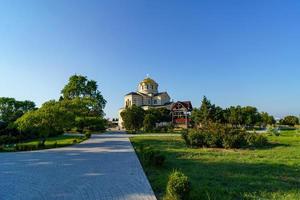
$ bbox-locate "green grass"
[130,130,300,200]
[1,134,86,152]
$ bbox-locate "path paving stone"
[0,134,157,200]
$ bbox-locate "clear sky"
[0,0,300,119]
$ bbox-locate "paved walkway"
[0,134,157,200]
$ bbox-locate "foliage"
[121,105,145,132]
[1,74,106,144]
[60,74,106,116]
[0,97,36,123]
[139,146,166,167]
[246,133,268,147]
[131,131,300,200]
[143,113,157,132]
[183,123,268,149]
[0,135,85,152]
[166,170,191,200]
[146,108,171,122]
[222,129,248,149]
[75,116,106,132]
[191,96,219,126]
[15,100,74,140]
[261,112,276,126]
[191,96,275,129]
[280,115,299,126]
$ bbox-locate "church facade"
[118,77,172,128]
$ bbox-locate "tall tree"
[0,97,36,123]
[61,75,106,116]
[241,106,261,127]
[191,96,217,126]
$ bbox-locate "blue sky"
[0,0,300,118]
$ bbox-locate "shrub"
[223,129,247,149]
[73,139,77,144]
[140,147,166,167]
[166,170,191,200]
[246,133,268,147]
[181,130,190,146]
[183,124,268,149]
[188,130,207,147]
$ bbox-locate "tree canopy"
[61,74,106,116]
[120,105,145,132]
[16,100,74,139]
[0,97,36,123]
[191,96,276,128]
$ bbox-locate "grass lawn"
[130,130,300,200]
[1,134,87,152]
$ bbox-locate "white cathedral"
[118,77,172,128]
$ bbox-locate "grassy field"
[130,130,300,200]
[1,134,86,152]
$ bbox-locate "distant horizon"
[1,0,300,118]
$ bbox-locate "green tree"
[145,108,171,123]
[120,105,145,132]
[60,75,107,132]
[241,106,261,127]
[280,115,299,126]
[143,113,157,132]
[226,106,243,127]
[61,74,106,116]
[15,100,74,143]
[260,112,276,127]
[0,97,36,123]
[191,96,217,127]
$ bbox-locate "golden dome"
[140,77,158,85]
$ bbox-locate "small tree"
[120,105,145,132]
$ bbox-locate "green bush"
[188,130,207,147]
[166,170,191,200]
[140,147,166,167]
[182,124,268,149]
[246,133,268,147]
[223,129,247,149]
[181,130,190,146]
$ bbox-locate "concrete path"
[0,134,157,200]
